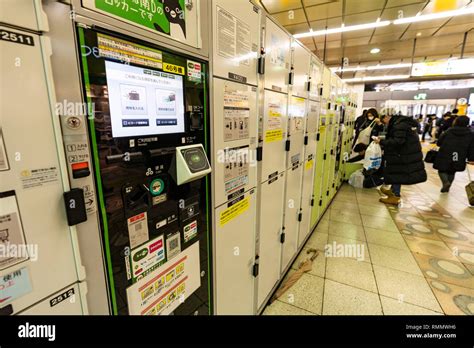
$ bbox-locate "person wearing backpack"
[372,114,427,205]
[433,116,474,192]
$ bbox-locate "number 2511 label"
[1,29,35,46]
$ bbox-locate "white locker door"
[291,41,310,98]
[261,90,288,181]
[309,56,322,101]
[299,155,316,247]
[287,96,306,169]
[212,0,260,86]
[1,30,82,314]
[281,163,303,273]
[212,78,258,207]
[257,172,285,309]
[306,101,320,135]
[264,17,291,93]
[214,190,257,314]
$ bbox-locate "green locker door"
[310,115,327,228]
[321,114,334,210]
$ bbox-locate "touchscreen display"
[105,60,185,137]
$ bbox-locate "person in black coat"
[433,116,474,192]
[373,114,427,205]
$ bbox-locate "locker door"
[0,29,83,314]
[212,0,260,86]
[212,78,258,207]
[291,41,310,98]
[306,101,320,139]
[311,115,327,228]
[321,117,333,210]
[287,96,306,169]
[264,17,291,93]
[299,154,316,247]
[309,56,322,101]
[261,90,288,181]
[281,163,303,273]
[214,190,257,314]
[257,172,285,309]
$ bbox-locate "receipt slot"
[170,145,211,185]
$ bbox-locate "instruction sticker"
[20,167,59,190]
[0,192,28,270]
[130,235,165,282]
[0,267,32,305]
[265,129,283,143]
[183,220,198,243]
[223,146,250,194]
[0,131,9,171]
[219,196,250,227]
[187,60,201,82]
[224,86,250,142]
[126,242,201,315]
[216,6,252,66]
[127,212,149,249]
[166,232,181,260]
[163,62,185,75]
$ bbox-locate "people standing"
[372,114,427,205]
[433,116,474,192]
[422,115,435,142]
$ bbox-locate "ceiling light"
[331,63,412,72]
[294,20,391,39]
[393,6,474,25]
[416,32,422,36]
[343,75,411,83]
[370,48,381,54]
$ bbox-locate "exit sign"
[414,93,427,100]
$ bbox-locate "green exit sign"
[414,93,427,100]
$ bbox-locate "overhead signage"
[411,58,474,77]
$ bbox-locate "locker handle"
[323,153,327,160]
[298,212,302,222]
[304,135,308,145]
[285,140,291,152]
[280,232,286,244]
[252,262,259,277]
[319,199,322,206]
[258,56,265,75]
[257,146,263,161]
[310,198,314,206]
[289,70,294,85]
[316,133,320,141]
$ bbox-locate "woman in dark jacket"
[373,114,427,204]
[434,116,474,192]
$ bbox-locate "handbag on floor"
[424,149,438,163]
[466,166,474,206]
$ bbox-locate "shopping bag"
[348,169,364,188]
[354,120,375,146]
[466,166,474,206]
[363,142,382,171]
[424,149,438,163]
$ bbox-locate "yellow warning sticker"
[163,63,185,75]
[265,129,283,143]
[220,197,250,227]
[305,160,313,170]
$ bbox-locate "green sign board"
[94,0,186,38]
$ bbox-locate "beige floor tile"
[322,280,383,315]
[263,300,316,315]
[327,221,366,241]
[380,296,443,315]
[329,209,363,225]
[444,242,474,266]
[330,200,360,212]
[291,247,326,278]
[306,232,328,252]
[278,273,324,314]
[427,279,474,315]
[313,219,329,234]
[403,235,459,262]
[326,257,377,292]
[364,227,409,250]
[334,194,357,204]
[326,235,371,263]
[361,214,399,232]
[369,243,423,276]
[373,265,443,313]
[358,205,392,218]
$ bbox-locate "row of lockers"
[210,0,359,314]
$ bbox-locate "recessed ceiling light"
[370,48,381,54]
[416,32,422,36]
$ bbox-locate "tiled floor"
[263,149,474,315]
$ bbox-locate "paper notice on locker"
[0,131,9,171]
[223,87,250,142]
[0,192,28,270]
[127,212,149,249]
[126,241,201,315]
[222,147,250,194]
[217,7,252,66]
